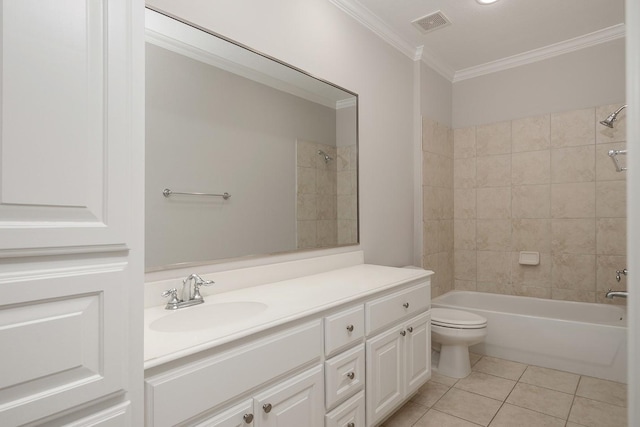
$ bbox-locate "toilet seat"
[431,308,487,329]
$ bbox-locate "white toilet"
[431,308,488,378]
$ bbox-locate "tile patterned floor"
[380,354,627,427]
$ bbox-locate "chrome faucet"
[606,290,628,299]
[162,273,215,310]
[616,269,628,282]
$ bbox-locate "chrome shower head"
[318,149,333,163]
[600,104,627,128]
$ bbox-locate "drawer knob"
[407,326,414,333]
[263,403,272,413]
[346,371,355,380]
[346,324,354,332]
[348,423,355,427]
[243,413,254,423]
[403,302,410,308]
[400,330,406,336]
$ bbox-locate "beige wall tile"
[551,108,595,148]
[596,103,627,144]
[337,220,357,245]
[317,169,337,195]
[477,281,517,295]
[596,255,627,292]
[596,218,626,256]
[316,194,337,219]
[424,220,440,255]
[442,186,454,219]
[512,114,551,153]
[337,170,355,195]
[439,220,454,252]
[512,185,550,218]
[454,250,477,281]
[424,151,447,187]
[552,288,596,303]
[477,219,511,251]
[511,252,551,287]
[454,126,476,159]
[297,193,317,220]
[424,186,440,220]
[476,121,511,156]
[511,150,550,185]
[455,280,477,291]
[297,220,316,248]
[551,145,595,183]
[337,194,357,220]
[512,219,551,252]
[454,188,476,219]
[477,251,511,284]
[424,253,439,291]
[513,284,552,299]
[454,157,476,189]
[454,219,476,250]
[317,220,337,246]
[551,219,596,254]
[433,121,452,157]
[476,154,511,187]
[552,253,596,291]
[297,166,316,194]
[438,251,454,293]
[477,187,511,219]
[551,182,596,218]
[596,180,626,218]
[596,142,627,181]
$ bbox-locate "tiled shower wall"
[452,104,627,304]
[422,118,454,298]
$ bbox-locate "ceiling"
[330,0,625,81]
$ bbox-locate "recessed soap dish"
[519,251,540,266]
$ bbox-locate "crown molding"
[453,23,626,82]
[328,0,420,61]
[418,45,456,81]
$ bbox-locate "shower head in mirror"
[600,104,627,128]
[318,149,333,163]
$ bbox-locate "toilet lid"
[431,308,487,327]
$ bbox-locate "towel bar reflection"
[608,149,627,172]
[163,188,231,200]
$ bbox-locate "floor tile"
[415,409,483,427]
[411,381,451,408]
[489,404,565,427]
[381,401,429,427]
[470,352,482,367]
[472,356,527,381]
[454,372,516,401]
[506,382,574,419]
[576,376,627,407]
[430,371,459,387]
[568,396,627,427]
[519,365,580,394]
[433,388,503,426]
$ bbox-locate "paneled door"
[0,1,144,425]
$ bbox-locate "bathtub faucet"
[606,289,628,299]
[615,269,628,282]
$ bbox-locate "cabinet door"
[325,391,365,427]
[404,312,431,395]
[254,366,324,427]
[194,400,254,427]
[0,1,144,425]
[365,326,404,426]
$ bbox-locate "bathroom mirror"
[145,8,359,271]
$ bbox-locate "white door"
[253,366,324,427]
[0,1,144,425]
[365,326,404,426]
[404,312,431,395]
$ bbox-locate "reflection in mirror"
[145,8,358,271]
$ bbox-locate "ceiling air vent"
[412,11,451,34]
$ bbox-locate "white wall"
[420,62,453,127]
[146,43,336,268]
[147,0,417,267]
[453,38,625,128]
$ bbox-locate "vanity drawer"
[365,282,430,335]
[325,344,365,410]
[325,391,365,427]
[324,305,364,357]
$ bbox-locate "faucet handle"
[161,288,180,309]
[192,278,215,302]
[616,269,628,282]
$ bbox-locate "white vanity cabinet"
[365,284,431,426]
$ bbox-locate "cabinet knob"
[407,326,414,333]
[400,330,406,336]
[403,302,410,308]
[243,413,254,423]
[347,423,355,427]
[346,371,355,380]
[263,403,272,413]
[346,324,354,332]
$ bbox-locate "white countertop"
[144,264,432,369]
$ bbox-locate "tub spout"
[606,289,628,299]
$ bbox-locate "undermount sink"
[150,301,268,332]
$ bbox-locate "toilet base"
[437,344,472,378]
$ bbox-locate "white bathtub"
[432,291,627,383]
